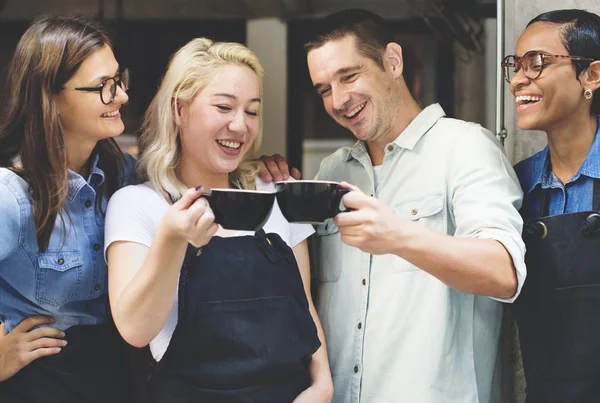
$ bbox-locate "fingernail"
[195,185,203,191]
[61,332,66,337]
[62,340,68,346]
[284,174,289,180]
[266,175,272,181]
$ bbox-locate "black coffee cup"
[202,188,276,231]
[275,180,351,223]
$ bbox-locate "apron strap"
[538,187,550,218]
[178,246,199,317]
[593,179,600,211]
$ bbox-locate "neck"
[367,89,422,165]
[66,136,98,178]
[177,156,230,191]
[546,113,598,184]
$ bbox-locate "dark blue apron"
[0,323,132,403]
[149,229,321,403]
[515,181,600,402]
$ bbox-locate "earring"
[584,88,593,100]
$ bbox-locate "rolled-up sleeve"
[448,126,526,303]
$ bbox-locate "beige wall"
[246,18,288,158]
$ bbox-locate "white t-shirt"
[373,165,383,190]
[104,178,315,361]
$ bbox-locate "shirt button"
[93,243,101,251]
[387,145,394,152]
[85,200,92,208]
[411,208,418,215]
[93,283,101,292]
[362,279,366,285]
[358,322,362,329]
[57,258,64,265]
[354,365,359,373]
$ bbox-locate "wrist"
[155,223,188,250]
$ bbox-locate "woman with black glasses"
[0,14,136,403]
[502,9,600,403]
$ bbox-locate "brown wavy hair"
[0,14,125,251]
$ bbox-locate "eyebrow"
[212,93,261,103]
[313,65,362,91]
[91,67,120,85]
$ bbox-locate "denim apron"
[0,323,131,403]
[514,182,600,402]
[149,229,321,403]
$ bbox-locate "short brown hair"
[304,9,393,70]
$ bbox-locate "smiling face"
[308,35,398,143]
[178,63,260,177]
[510,22,589,131]
[54,44,128,147]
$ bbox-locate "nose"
[332,86,351,112]
[510,67,530,93]
[113,84,129,105]
[228,110,247,133]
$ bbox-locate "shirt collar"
[66,153,105,201]
[528,116,600,192]
[577,116,600,180]
[342,103,446,162]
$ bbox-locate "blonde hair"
[137,38,264,200]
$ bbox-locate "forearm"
[394,221,517,299]
[111,227,188,347]
[307,302,333,396]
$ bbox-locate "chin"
[517,115,542,131]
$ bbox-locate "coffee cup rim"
[275,180,339,185]
[205,188,276,194]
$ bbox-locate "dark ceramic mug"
[202,188,276,231]
[275,180,351,223]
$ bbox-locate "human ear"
[582,60,600,93]
[384,42,404,78]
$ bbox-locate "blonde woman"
[104,38,333,402]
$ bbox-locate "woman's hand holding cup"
[161,187,218,248]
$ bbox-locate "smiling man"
[260,9,526,403]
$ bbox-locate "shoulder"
[109,182,166,210]
[315,143,358,180]
[435,118,499,144]
[0,168,30,203]
[0,169,26,259]
[121,153,138,187]
[513,150,546,194]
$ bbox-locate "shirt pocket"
[315,220,343,283]
[36,250,83,306]
[392,193,445,273]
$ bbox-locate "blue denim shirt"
[0,154,136,332]
[515,117,600,222]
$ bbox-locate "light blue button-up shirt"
[515,117,600,221]
[0,154,136,332]
[313,104,526,403]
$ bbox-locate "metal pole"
[496,0,508,145]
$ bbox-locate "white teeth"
[217,140,242,150]
[101,110,119,117]
[344,102,366,118]
[515,95,541,105]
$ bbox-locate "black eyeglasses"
[501,51,595,83]
[63,69,130,105]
